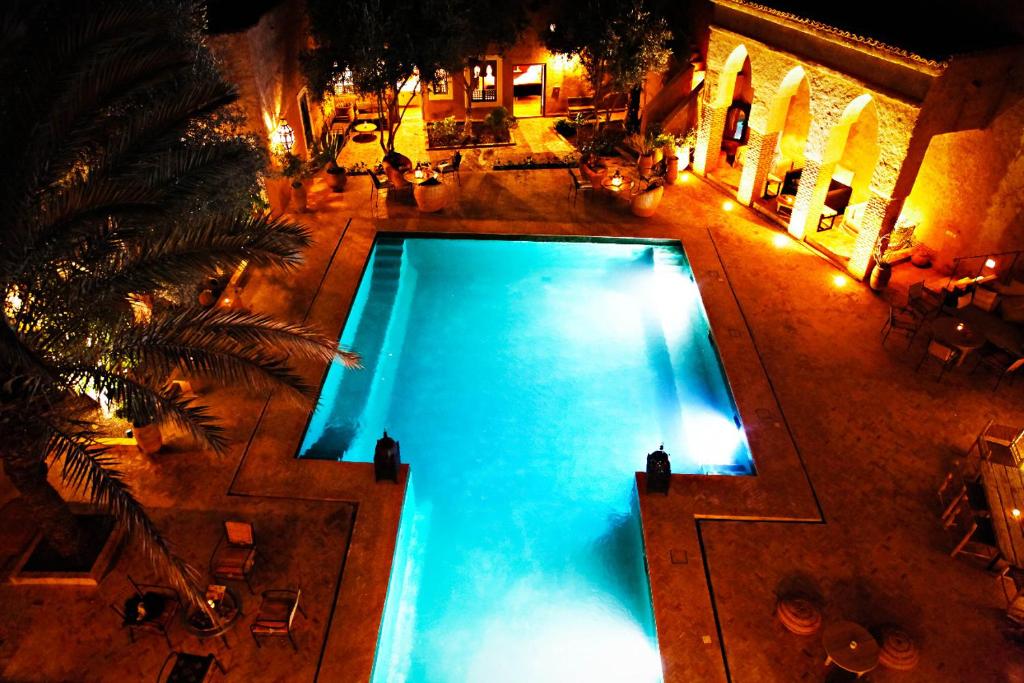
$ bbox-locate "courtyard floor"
[1,154,1022,682]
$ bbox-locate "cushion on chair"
[167,654,215,683]
[257,598,295,623]
[213,546,255,576]
[224,521,254,546]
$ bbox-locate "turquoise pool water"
[300,237,752,682]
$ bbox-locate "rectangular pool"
[300,236,753,682]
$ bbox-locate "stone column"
[848,193,907,280]
[737,130,778,205]
[786,158,834,240]
[694,103,726,176]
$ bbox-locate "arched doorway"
[805,94,880,264]
[755,66,810,216]
[710,46,752,189]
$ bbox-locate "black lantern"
[646,445,671,494]
[374,431,401,483]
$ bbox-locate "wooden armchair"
[251,589,306,651]
[210,520,257,594]
[567,168,592,205]
[916,337,959,381]
[157,652,225,683]
[111,575,182,649]
[946,497,998,563]
[880,305,922,349]
[972,342,1024,391]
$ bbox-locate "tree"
[0,0,358,606]
[415,0,528,134]
[304,0,424,153]
[544,0,672,129]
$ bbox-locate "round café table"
[183,586,242,648]
[822,620,880,678]
[403,170,439,185]
[601,175,635,196]
[932,316,985,365]
[353,121,378,142]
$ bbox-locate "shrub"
[484,106,513,134]
[554,118,577,137]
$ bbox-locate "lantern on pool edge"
[272,119,295,155]
[646,444,671,494]
[374,431,401,483]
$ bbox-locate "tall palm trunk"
[3,452,88,562]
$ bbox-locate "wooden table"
[980,459,1024,568]
[932,316,985,365]
[822,621,879,678]
[184,586,241,647]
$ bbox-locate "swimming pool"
[300,236,752,682]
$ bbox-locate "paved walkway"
[1,163,1022,681]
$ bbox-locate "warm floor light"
[772,233,788,248]
[1013,508,1021,519]
[833,274,848,288]
[722,200,734,212]
[680,171,690,182]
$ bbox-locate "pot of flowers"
[675,128,697,170]
[869,233,893,291]
[654,133,675,165]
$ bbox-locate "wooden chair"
[1000,566,1024,624]
[369,172,394,216]
[210,520,257,594]
[916,337,959,380]
[907,280,943,318]
[250,589,305,651]
[438,151,462,186]
[938,470,989,526]
[157,652,225,683]
[567,168,592,206]
[880,305,922,349]
[972,342,1024,391]
[111,575,182,650]
[946,498,998,563]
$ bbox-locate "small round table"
[822,621,880,678]
[932,316,985,365]
[601,175,635,195]
[403,170,438,185]
[353,122,378,142]
[184,586,241,648]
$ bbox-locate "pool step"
[303,239,407,459]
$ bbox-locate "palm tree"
[0,0,358,606]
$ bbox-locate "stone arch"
[737,65,810,205]
[695,44,752,175]
[787,93,881,243]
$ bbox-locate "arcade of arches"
[694,35,927,279]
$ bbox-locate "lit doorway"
[512,64,545,117]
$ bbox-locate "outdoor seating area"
[881,278,1024,388]
[938,423,1024,620]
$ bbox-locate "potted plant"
[278,152,304,211]
[869,229,914,291]
[318,133,347,192]
[654,132,675,164]
[675,129,697,170]
[631,133,656,177]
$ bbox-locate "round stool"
[776,596,822,636]
[878,628,919,671]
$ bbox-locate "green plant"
[0,0,359,609]
[629,132,656,155]
[675,128,698,148]
[653,132,674,149]
[433,116,462,145]
[554,118,577,137]
[484,106,513,134]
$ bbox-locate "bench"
[567,96,595,117]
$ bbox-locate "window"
[468,58,498,103]
[432,69,449,95]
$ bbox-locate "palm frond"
[44,424,205,608]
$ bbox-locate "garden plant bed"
[10,513,123,586]
[426,120,516,150]
[492,152,580,171]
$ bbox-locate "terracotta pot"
[133,421,162,455]
[869,262,892,291]
[676,146,691,169]
[325,164,347,192]
[638,153,655,177]
[414,181,449,213]
[291,181,307,212]
[664,156,679,185]
[630,185,664,218]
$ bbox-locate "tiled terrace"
[1,145,1022,682]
